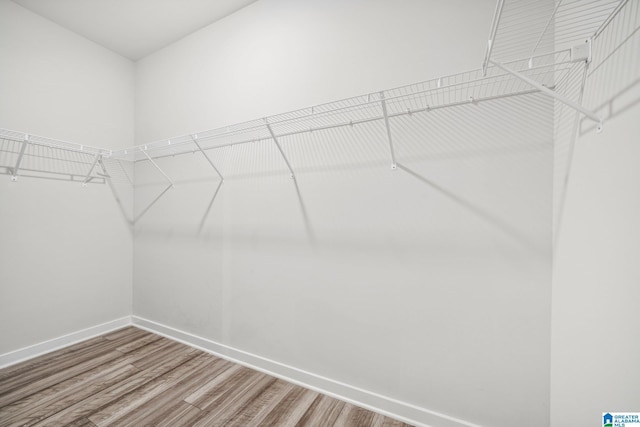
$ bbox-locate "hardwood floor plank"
[100,327,150,346]
[0,336,110,392]
[0,329,151,397]
[114,355,233,425]
[114,333,162,354]
[0,350,124,408]
[30,343,205,426]
[114,336,175,364]
[225,379,296,427]
[190,373,277,426]
[0,328,413,427]
[87,349,205,426]
[183,363,244,407]
[127,340,191,371]
[294,393,347,427]
[257,384,319,427]
[381,417,414,427]
[335,403,401,427]
[191,366,265,412]
[101,327,141,341]
[0,360,139,427]
[66,418,97,427]
[105,355,228,427]
[151,401,203,427]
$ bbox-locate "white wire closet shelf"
[110,51,582,166]
[0,0,632,186]
[482,0,625,70]
[0,128,110,184]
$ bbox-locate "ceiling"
[11,0,259,61]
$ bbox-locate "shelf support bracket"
[380,92,397,170]
[482,0,505,75]
[489,60,603,132]
[82,154,101,187]
[191,135,224,182]
[141,149,175,187]
[11,134,29,181]
[266,122,295,179]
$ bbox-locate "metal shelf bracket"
[380,92,397,170]
[191,134,224,182]
[266,121,295,179]
[11,134,29,182]
[141,149,175,187]
[82,154,102,187]
[489,60,603,132]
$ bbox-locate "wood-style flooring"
[0,327,413,426]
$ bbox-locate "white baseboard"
[0,316,132,369]
[132,315,481,427]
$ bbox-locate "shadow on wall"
[130,91,552,263]
[395,162,544,255]
[580,78,640,135]
[554,1,640,248]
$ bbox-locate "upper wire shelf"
[0,129,110,183]
[109,51,575,163]
[483,0,625,72]
[1,0,630,179]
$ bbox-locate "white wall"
[135,0,495,143]
[134,1,552,426]
[0,0,134,354]
[552,3,640,425]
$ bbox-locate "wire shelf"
[0,134,107,183]
[483,0,624,70]
[1,0,633,190]
[111,51,575,164]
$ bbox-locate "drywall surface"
[0,0,134,149]
[135,0,496,143]
[552,4,640,426]
[0,1,134,354]
[134,1,552,426]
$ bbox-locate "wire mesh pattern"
[1,0,634,199]
[109,52,575,168]
[586,0,640,111]
[0,132,107,183]
[483,0,624,75]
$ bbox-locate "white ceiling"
[11,0,259,61]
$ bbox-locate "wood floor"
[0,327,412,426]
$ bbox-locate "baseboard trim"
[0,316,132,369]
[132,315,481,427]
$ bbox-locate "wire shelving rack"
[1,0,636,222]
